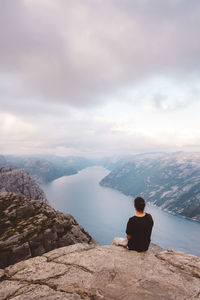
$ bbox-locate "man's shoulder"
[145,213,154,223]
[128,216,136,222]
[145,213,152,218]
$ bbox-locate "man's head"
[134,197,145,212]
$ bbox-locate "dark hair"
[134,197,145,212]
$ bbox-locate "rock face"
[0,243,199,300]
[100,152,200,221]
[0,193,95,269]
[0,166,47,201]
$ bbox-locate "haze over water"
[42,166,200,257]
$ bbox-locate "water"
[42,166,200,257]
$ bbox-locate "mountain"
[43,155,129,171]
[0,192,95,268]
[0,166,47,201]
[5,156,78,183]
[4,154,131,183]
[0,243,199,300]
[0,155,7,165]
[48,155,94,170]
[94,156,132,170]
[100,152,200,221]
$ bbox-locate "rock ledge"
[0,243,199,300]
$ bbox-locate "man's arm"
[126,234,132,240]
[126,218,133,240]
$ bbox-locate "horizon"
[1,1,200,156]
[2,150,200,161]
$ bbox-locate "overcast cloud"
[1,0,200,156]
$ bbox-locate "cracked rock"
[0,243,199,300]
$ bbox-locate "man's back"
[126,213,153,252]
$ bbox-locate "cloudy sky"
[1,0,200,157]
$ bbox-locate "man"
[126,197,154,252]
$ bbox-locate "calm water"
[42,166,200,257]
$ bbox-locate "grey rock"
[0,281,78,300]
[0,166,47,201]
[0,243,199,300]
[156,248,200,278]
[0,193,96,268]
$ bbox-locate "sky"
[1,0,200,157]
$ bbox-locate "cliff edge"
[0,193,95,268]
[0,243,199,300]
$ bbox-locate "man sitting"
[126,197,154,252]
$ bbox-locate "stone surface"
[0,193,95,268]
[0,243,199,300]
[156,248,200,278]
[0,166,47,201]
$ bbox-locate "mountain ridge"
[100,152,200,221]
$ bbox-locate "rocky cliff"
[0,243,199,300]
[0,193,95,269]
[0,166,47,201]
